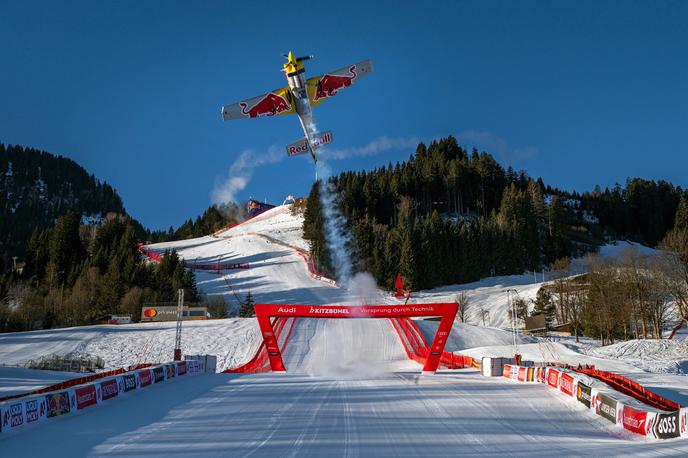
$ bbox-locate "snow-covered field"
[1,203,687,453]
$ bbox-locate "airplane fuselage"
[284,55,317,161]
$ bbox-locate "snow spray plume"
[315,159,354,285]
[212,146,283,205]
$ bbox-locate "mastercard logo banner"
[143,309,157,318]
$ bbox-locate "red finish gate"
[255,303,458,374]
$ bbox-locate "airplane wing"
[307,60,373,107]
[221,86,296,120]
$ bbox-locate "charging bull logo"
[314,66,357,101]
[240,93,291,118]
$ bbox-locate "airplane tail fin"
[285,131,333,157]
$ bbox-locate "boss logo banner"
[10,403,23,427]
[45,392,70,418]
[75,385,97,410]
[153,366,165,383]
[651,411,680,439]
[25,399,39,423]
[138,370,152,387]
[596,393,618,424]
[123,374,137,391]
[100,379,119,401]
[576,382,592,408]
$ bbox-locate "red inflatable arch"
[255,303,458,373]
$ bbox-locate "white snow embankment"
[0,367,88,397]
[585,339,688,375]
[0,319,261,372]
[413,320,537,352]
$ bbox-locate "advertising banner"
[138,370,152,388]
[153,366,165,383]
[651,411,680,439]
[536,367,546,383]
[559,373,575,397]
[596,393,618,424]
[123,373,137,392]
[517,367,526,382]
[546,368,560,388]
[45,392,70,418]
[24,398,41,423]
[9,402,24,428]
[681,409,687,438]
[1,405,7,432]
[576,381,592,408]
[176,361,187,376]
[248,199,276,217]
[75,385,97,410]
[165,364,175,379]
[100,379,119,401]
[621,405,649,436]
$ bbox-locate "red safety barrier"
[668,320,685,340]
[223,317,296,373]
[574,368,682,411]
[391,318,465,369]
[0,368,127,403]
[185,262,250,271]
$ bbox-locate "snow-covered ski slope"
[3,372,688,457]
[2,204,688,453]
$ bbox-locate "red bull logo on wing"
[240,93,291,118]
[314,66,357,101]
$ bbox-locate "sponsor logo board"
[76,385,97,410]
[596,393,618,424]
[576,381,592,408]
[177,361,187,376]
[153,366,165,383]
[138,370,152,387]
[25,399,39,423]
[100,379,119,401]
[547,369,560,388]
[559,373,574,396]
[652,411,680,439]
[123,374,137,392]
[45,392,70,418]
[622,405,649,435]
[10,403,23,427]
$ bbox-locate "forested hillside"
[0,143,125,259]
[303,136,686,290]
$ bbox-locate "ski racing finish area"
[2,206,688,456]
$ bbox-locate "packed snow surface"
[2,371,688,456]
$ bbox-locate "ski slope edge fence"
[0,357,213,435]
[501,364,688,440]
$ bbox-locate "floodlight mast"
[174,289,184,361]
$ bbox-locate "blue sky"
[1,1,686,230]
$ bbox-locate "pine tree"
[675,196,688,230]
[532,288,556,327]
[240,291,255,317]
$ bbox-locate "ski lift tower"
[174,289,184,361]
